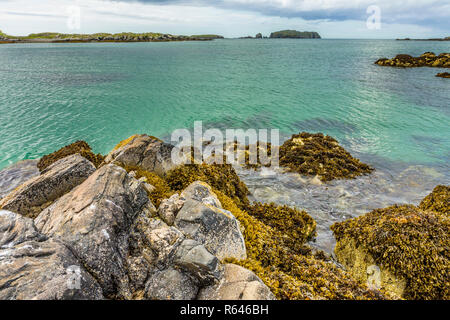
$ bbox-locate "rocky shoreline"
[0,133,448,300]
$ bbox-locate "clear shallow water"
[0,39,449,253]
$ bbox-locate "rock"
[419,185,449,214]
[0,210,104,300]
[436,72,450,78]
[35,164,151,299]
[174,181,247,260]
[375,52,450,71]
[0,160,39,200]
[145,267,198,300]
[174,239,222,286]
[279,132,373,182]
[0,155,96,218]
[331,204,450,299]
[158,193,185,225]
[255,33,262,39]
[105,134,177,176]
[198,264,275,300]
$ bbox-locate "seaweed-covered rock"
[419,185,449,214]
[0,210,104,300]
[246,202,316,249]
[436,72,450,78]
[105,134,177,177]
[198,264,275,300]
[216,191,384,300]
[375,52,450,68]
[279,132,373,182]
[0,155,96,218]
[174,182,247,261]
[35,164,153,299]
[0,160,39,200]
[37,140,104,172]
[165,163,250,208]
[331,204,450,299]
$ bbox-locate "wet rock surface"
[0,155,96,218]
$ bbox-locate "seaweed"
[419,185,449,214]
[164,163,250,209]
[375,52,450,68]
[279,132,373,181]
[37,140,104,172]
[217,190,384,300]
[331,204,450,299]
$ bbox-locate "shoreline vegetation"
[0,29,322,44]
[0,132,448,300]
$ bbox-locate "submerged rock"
[375,52,450,68]
[0,160,39,200]
[37,140,104,172]
[279,132,373,182]
[198,264,275,300]
[0,210,104,300]
[35,164,152,299]
[419,185,449,214]
[331,204,450,299]
[105,134,177,177]
[0,154,96,218]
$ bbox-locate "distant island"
[0,30,224,43]
[269,30,321,39]
[396,36,450,41]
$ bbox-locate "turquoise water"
[1,39,448,253]
[0,39,449,171]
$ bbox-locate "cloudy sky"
[0,0,449,38]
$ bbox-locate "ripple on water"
[236,163,448,255]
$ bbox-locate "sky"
[0,0,449,39]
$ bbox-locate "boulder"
[158,193,185,225]
[0,210,103,300]
[35,164,152,299]
[105,134,177,176]
[174,239,222,286]
[145,267,198,300]
[0,160,39,200]
[419,185,449,213]
[174,181,247,260]
[198,264,275,300]
[331,204,450,299]
[0,155,96,218]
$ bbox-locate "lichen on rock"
[279,132,373,182]
[331,204,450,300]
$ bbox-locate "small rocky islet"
[375,52,450,78]
[0,133,448,300]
